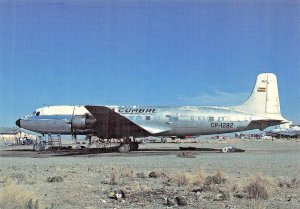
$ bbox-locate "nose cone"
[16,119,21,127]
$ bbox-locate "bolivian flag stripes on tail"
[257,87,266,92]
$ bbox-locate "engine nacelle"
[71,115,96,130]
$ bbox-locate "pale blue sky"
[0,0,299,127]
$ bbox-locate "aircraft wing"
[277,131,296,137]
[85,105,170,138]
[132,123,171,135]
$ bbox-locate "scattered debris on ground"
[177,151,196,158]
[47,176,64,183]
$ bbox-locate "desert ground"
[0,138,299,209]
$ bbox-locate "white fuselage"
[18,105,279,137]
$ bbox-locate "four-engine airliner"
[16,73,287,152]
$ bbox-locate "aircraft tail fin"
[233,73,281,116]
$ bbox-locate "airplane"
[16,73,287,152]
[266,125,300,139]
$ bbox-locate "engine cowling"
[71,115,96,130]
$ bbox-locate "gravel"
[0,140,299,209]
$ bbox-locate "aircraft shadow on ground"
[3,147,245,157]
[53,147,226,156]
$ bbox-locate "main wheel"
[118,144,130,153]
[33,143,38,151]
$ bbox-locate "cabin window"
[36,111,40,116]
[198,116,205,121]
[146,116,151,120]
[224,116,231,121]
[209,117,214,122]
[179,115,187,121]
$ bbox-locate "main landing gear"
[117,137,139,153]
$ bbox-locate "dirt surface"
[0,139,299,209]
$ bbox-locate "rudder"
[233,73,281,115]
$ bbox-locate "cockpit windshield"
[32,111,40,116]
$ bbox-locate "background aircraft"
[16,73,287,152]
[266,125,300,139]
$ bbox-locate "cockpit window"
[33,111,40,116]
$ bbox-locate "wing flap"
[132,123,171,135]
[247,119,285,131]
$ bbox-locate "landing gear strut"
[130,142,139,151]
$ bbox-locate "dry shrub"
[215,170,226,183]
[110,167,118,185]
[63,169,78,178]
[205,170,226,186]
[121,168,135,179]
[136,172,146,178]
[230,182,241,193]
[149,170,166,178]
[126,182,150,192]
[47,176,64,183]
[173,172,191,187]
[291,177,300,188]
[1,174,28,185]
[246,201,267,209]
[191,170,206,186]
[11,173,29,182]
[222,177,241,194]
[278,177,300,189]
[0,183,38,209]
[1,175,13,185]
[243,174,274,200]
[171,170,226,188]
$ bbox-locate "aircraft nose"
[16,119,21,127]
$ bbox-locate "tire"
[118,144,130,153]
[33,143,38,151]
